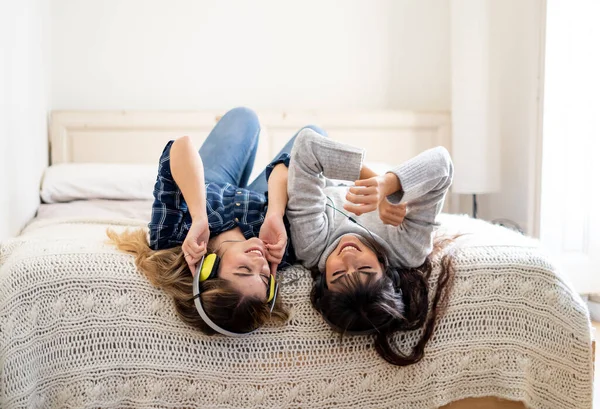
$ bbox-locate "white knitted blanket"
[0,214,593,409]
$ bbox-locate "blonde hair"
[107,229,289,335]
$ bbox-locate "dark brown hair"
[310,236,455,366]
[108,229,289,334]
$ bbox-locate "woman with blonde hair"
[110,107,326,336]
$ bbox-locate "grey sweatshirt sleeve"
[387,146,453,206]
[286,129,365,267]
[384,146,453,267]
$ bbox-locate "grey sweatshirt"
[286,129,453,271]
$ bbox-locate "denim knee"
[300,125,328,137]
[221,107,259,126]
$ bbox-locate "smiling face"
[217,237,271,301]
[324,235,384,291]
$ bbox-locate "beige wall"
[50,0,545,234]
[478,0,545,235]
[50,0,451,111]
[0,0,50,241]
[0,0,546,239]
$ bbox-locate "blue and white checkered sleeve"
[265,153,290,183]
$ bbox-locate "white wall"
[388,0,450,111]
[0,0,543,239]
[476,0,545,234]
[50,0,450,111]
[0,0,50,241]
[539,0,600,294]
[50,0,545,234]
[449,0,545,234]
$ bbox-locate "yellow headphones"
[198,253,220,281]
[197,253,276,303]
[192,253,279,336]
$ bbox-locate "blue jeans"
[199,107,327,193]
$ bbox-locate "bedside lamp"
[450,0,500,218]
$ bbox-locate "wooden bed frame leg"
[592,326,596,376]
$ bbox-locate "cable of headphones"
[325,197,379,244]
[325,196,394,272]
[326,195,404,231]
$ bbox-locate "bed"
[0,110,593,408]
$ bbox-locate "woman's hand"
[259,213,288,276]
[343,175,391,216]
[182,218,210,274]
[378,200,407,227]
[343,173,406,226]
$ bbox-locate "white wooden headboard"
[50,110,455,210]
[50,109,450,168]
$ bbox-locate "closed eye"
[332,266,372,277]
[331,269,377,284]
[236,266,269,285]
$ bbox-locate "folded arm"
[387,146,453,223]
[345,164,406,226]
[345,147,452,226]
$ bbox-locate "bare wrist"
[190,209,208,223]
[360,165,378,180]
[383,172,402,196]
[266,207,285,218]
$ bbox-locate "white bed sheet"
[35,199,153,222]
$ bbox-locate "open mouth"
[338,243,361,255]
[245,247,265,258]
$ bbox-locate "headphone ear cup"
[208,255,220,279]
[320,273,327,293]
[314,274,325,308]
[389,269,401,292]
[210,254,221,278]
[199,254,221,281]
[266,275,276,303]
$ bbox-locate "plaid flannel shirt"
[149,141,293,265]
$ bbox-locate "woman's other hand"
[343,173,396,215]
[183,218,210,274]
[259,213,288,276]
[344,173,405,226]
[378,200,407,227]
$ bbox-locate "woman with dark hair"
[286,129,455,365]
[110,107,326,336]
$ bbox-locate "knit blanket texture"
[0,214,593,408]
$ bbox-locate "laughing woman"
[286,129,455,365]
[110,107,326,336]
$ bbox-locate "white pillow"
[41,163,157,203]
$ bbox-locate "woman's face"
[218,237,271,301]
[324,235,384,291]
